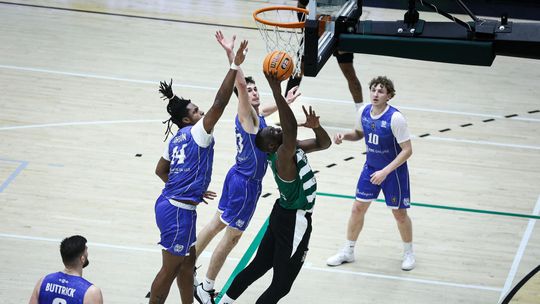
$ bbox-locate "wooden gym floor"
[0,1,539,303]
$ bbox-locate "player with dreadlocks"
[148,40,248,304]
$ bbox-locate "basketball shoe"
[401,251,416,271]
[194,283,216,304]
[326,249,355,266]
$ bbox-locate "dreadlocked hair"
[159,79,191,141]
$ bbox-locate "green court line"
[218,192,539,301]
[216,217,269,303]
[318,192,540,220]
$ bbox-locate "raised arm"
[266,72,298,181]
[259,85,301,117]
[297,105,331,153]
[215,31,258,133]
[202,40,248,133]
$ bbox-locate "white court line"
[0,233,221,260]
[0,232,500,292]
[499,195,540,302]
[2,120,540,151]
[1,64,539,122]
[324,126,540,150]
[0,119,161,130]
[304,265,501,292]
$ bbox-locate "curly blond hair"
[369,76,396,98]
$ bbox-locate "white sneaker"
[401,251,416,271]
[326,250,354,266]
[194,283,216,304]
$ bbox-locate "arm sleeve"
[162,137,172,161]
[191,119,214,148]
[390,112,411,143]
[354,104,367,132]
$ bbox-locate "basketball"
[262,50,294,81]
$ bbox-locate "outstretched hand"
[299,105,320,129]
[285,85,301,104]
[233,40,249,66]
[159,79,174,100]
[215,30,235,54]
[264,71,283,94]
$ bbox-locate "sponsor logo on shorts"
[392,197,397,203]
[236,219,245,228]
[174,244,184,253]
[403,198,410,207]
[356,190,373,197]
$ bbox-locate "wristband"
[230,62,240,70]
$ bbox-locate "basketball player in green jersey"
[219,71,331,303]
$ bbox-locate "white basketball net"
[254,8,306,77]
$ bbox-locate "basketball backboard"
[302,0,540,76]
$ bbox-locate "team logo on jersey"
[174,244,184,253]
[58,278,69,284]
[370,122,376,130]
[236,219,245,228]
[381,121,387,128]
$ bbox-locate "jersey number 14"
[171,144,187,165]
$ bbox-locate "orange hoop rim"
[253,6,309,29]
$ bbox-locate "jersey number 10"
[367,133,379,145]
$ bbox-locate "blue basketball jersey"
[232,115,268,180]
[162,125,215,203]
[38,272,92,304]
[361,104,405,169]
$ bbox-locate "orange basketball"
[262,50,294,81]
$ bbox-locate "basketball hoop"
[253,6,309,77]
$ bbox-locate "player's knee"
[392,209,408,223]
[351,200,369,215]
[210,218,226,233]
[226,229,243,245]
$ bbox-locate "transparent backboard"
[303,0,361,77]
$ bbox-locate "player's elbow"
[320,138,332,150]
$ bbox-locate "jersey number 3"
[171,144,187,165]
[236,133,244,154]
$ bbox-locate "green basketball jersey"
[268,148,316,211]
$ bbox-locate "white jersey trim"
[354,103,368,132]
[390,112,411,143]
[191,119,214,148]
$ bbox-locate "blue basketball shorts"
[154,195,197,256]
[217,170,262,231]
[355,163,411,209]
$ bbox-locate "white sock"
[343,240,356,253]
[403,242,413,254]
[203,277,215,291]
[220,294,235,304]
